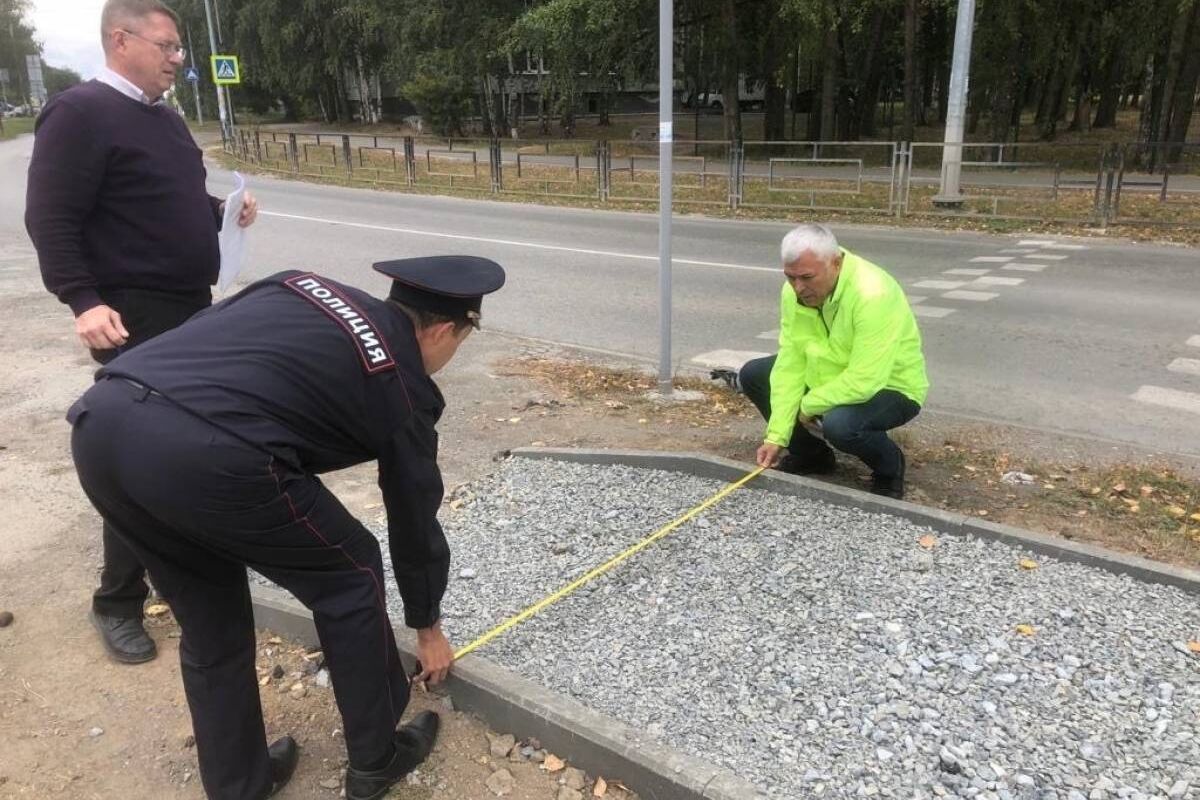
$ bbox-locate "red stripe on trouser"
[269,464,401,719]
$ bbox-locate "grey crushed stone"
[266,458,1200,798]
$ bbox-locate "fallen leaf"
[964,465,978,473]
[976,509,989,517]
[507,417,522,424]
[1126,503,1140,513]
[593,776,608,797]
[1089,487,1102,496]
[531,440,547,447]
[1019,558,1039,570]
[1139,485,1155,497]
[917,534,937,549]
[266,636,283,645]
[259,675,270,686]
[1042,483,1055,490]
[1167,506,1187,518]
[1190,513,1200,523]
[1188,641,1200,653]
[603,400,628,410]
[637,418,648,424]
[542,754,565,773]
[1015,624,1036,636]
[145,603,171,618]
[1111,482,1127,494]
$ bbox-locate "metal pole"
[186,25,202,124]
[657,0,674,395]
[933,0,976,205]
[201,0,228,141]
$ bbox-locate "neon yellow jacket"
[765,249,929,446]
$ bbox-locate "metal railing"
[225,129,1200,229]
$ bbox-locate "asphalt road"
[3,132,1198,461]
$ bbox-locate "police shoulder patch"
[283,273,396,374]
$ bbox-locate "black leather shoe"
[90,611,157,664]
[267,735,299,797]
[870,451,906,499]
[777,449,837,476]
[345,711,440,800]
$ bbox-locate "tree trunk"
[1140,18,1174,146]
[819,23,839,142]
[902,0,917,141]
[762,3,787,140]
[854,6,887,139]
[1165,0,1200,160]
[719,0,742,142]
[1092,42,1127,128]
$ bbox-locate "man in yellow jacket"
[738,223,928,499]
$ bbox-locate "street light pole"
[201,0,227,141]
[933,0,976,206]
[657,0,674,395]
[186,24,202,124]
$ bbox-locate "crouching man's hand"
[414,621,453,685]
[756,442,783,469]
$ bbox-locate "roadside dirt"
[2,236,1197,798]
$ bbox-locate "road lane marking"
[1002,263,1047,272]
[972,276,1025,287]
[942,290,999,301]
[1132,385,1200,416]
[969,256,1014,263]
[944,268,991,276]
[914,280,967,290]
[756,330,779,340]
[690,349,771,368]
[260,211,780,274]
[1187,335,1200,348]
[1167,358,1200,377]
[1022,254,1068,260]
[912,305,956,318]
[1042,243,1087,250]
[1018,240,1056,246]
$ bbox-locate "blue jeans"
[738,355,920,478]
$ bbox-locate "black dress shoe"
[345,711,440,800]
[90,611,157,664]
[870,451,906,499]
[267,735,299,797]
[777,449,837,476]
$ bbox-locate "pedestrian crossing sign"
[211,55,240,85]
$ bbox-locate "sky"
[28,0,108,78]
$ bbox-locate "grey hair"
[781,223,840,265]
[101,0,180,50]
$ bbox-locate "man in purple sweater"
[25,0,259,666]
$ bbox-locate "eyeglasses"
[118,29,186,59]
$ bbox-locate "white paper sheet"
[216,171,247,293]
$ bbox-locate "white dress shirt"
[97,66,163,105]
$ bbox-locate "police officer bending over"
[67,256,505,800]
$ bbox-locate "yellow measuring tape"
[453,466,766,660]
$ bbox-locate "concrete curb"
[250,585,768,800]
[509,447,1200,596]
[248,446,1200,800]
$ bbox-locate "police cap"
[373,255,506,327]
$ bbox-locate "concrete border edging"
[250,585,768,800]
[510,447,1200,595]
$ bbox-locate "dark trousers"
[739,355,920,478]
[90,287,211,619]
[70,378,408,800]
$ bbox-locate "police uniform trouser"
[90,287,212,619]
[70,377,409,800]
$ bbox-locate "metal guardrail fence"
[225,129,1200,229]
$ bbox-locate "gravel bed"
[323,458,1200,798]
